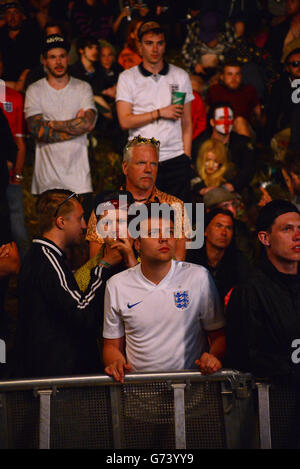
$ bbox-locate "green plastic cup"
[171,91,186,105]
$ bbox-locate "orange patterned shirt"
[86,186,192,245]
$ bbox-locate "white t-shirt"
[25,76,96,194]
[103,260,225,372]
[116,63,194,163]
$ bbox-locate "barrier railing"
[0,370,297,449]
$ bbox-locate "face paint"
[214,107,234,135]
[204,152,220,174]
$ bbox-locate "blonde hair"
[196,139,228,188]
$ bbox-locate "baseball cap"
[203,187,235,209]
[42,34,70,56]
[256,199,300,232]
[137,20,163,40]
[282,37,300,63]
[1,0,23,10]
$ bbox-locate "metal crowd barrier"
[0,369,297,449]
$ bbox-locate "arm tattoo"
[50,109,96,136]
[27,110,96,143]
[27,114,76,143]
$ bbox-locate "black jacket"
[225,255,300,381]
[186,242,250,302]
[265,73,296,142]
[12,238,109,378]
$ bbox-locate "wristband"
[99,259,111,268]
[15,173,24,181]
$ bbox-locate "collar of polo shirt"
[138,61,169,77]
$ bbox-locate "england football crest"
[173,291,190,309]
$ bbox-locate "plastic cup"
[171,91,186,105]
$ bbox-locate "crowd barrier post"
[256,382,272,449]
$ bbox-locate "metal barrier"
[0,369,294,449]
[257,380,300,449]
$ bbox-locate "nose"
[294,228,300,239]
[144,162,152,173]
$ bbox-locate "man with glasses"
[11,189,123,378]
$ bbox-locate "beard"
[47,66,68,79]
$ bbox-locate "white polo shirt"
[103,260,224,372]
[116,62,194,163]
[25,76,96,195]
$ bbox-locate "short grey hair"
[123,135,160,163]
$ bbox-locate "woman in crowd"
[191,139,234,202]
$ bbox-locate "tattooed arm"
[26,109,96,143]
[49,109,96,136]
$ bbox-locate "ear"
[55,216,65,230]
[134,237,141,253]
[258,230,271,247]
[209,118,215,128]
[122,161,128,176]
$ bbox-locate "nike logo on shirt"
[127,301,142,309]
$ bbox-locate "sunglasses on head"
[54,192,79,218]
[288,61,300,67]
[125,135,160,152]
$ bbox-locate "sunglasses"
[125,135,160,151]
[54,192,79,218]
[288,61,300,67]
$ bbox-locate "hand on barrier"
[195,352,222,374]
[105,359,132,383]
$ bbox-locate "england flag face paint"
[214,107,234,135]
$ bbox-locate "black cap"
[256,200,300,232]
[42,34,70,56]
[2,1,23,11]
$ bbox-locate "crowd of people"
[1,1,300,416]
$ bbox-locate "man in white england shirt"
[103,206,226,382]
